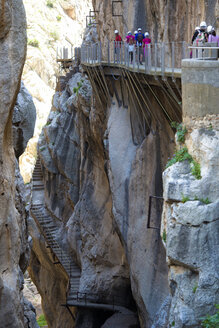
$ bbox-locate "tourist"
[126,31,134,43]
[128,35,135,63]
[135,28,144,64]
[196,21,207,44]
[114,30,122,62]
[143,32,151,61]
[208,28,219,46]
[191,26,200,44]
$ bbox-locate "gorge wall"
[93,0,219,45]
[27,1,219,328]
[0,0,37,327]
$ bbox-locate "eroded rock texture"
[0,1,37,327]
[162,127,219,327]
[29,61,178,328]
[13,81,36,159]
[92,0,218,44]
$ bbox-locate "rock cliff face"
[30,61,178,327]
[0,1,37,327]
[92,0,218,44]
[28,1,219,328]
[161,60,219,327]
[19,0,93,183]
[13,82,36,159]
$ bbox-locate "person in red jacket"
[114,30,122,62]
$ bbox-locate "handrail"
[76,291,129,308]
[80,41,218,76]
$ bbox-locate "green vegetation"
[37,314,47,327]
[208,123,213,131]
[73,81,83,95]
[56,15,61,21]
[162,230,166,243]
[27,39,39,47]
[182,194,190,203]
[171,322,175,327]
[50,30,59,41]
[171,122,187,143]
[46,0,54,8]
[193,283,198,293]
[166,147,202,180]
[200,197,211,205]
[201,305,219,328]
[191,161,202,180]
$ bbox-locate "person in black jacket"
[191,26,200,44]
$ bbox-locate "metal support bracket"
[112,1,123,17]
[86,10,99,27]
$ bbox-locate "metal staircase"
[30,158,131,314]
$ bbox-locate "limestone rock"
[0,0,12,39]
[13,82,36,158]
[101,312,139,328]
[162,129,219,327]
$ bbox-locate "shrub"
[166,147,202,180]
[37,314,47,327]
[73,81,83,95]
[171,121,187,143]
[182,195,190,203]
[27,39,39,47]
[162,230,166,243]
[50,30,59,41]
[56,15,61,21]
[46,0,54,8]
[201,304,219,328]
[200,197,211,205]
[193,283,198,293]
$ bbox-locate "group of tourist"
[114,21,219,64]
[191,21,219,46]
[114,28,151,64]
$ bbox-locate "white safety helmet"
[128,31,132,35]
[134,30,138,34]
[114,30,119,34]
[195,26,200,31]
[207,25,213,33]
[200,21,207,28]
[138,27,142,31]
[145,32,149,37]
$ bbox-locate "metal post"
[133,46,135,69]
[148,44,151,72]
[171,42,175,80]
[108,40,110,64]
[155,43,157,75]
[161,42,165,79]
[99,41,102,63]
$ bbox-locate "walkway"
[30,158,131,314]
[57,41,218,80]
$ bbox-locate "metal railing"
[75,291,129,309]
[81,41,189,77]
[56,46,81,62]
[189,42,218,60]
[81,41,219,76]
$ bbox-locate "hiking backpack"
[137,33,144,45]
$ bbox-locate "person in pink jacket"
[143,32,151,58]
[208,28,219,46]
